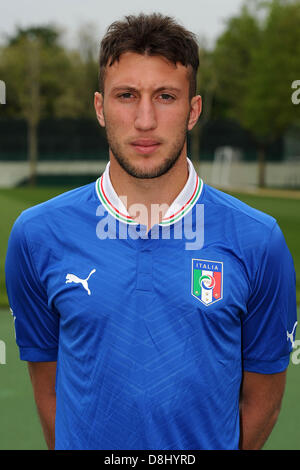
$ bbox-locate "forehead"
[104,52,190,92]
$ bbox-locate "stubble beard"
[104,119,189,179]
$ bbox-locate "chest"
[44,236,249,360]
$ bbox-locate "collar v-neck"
[95,157,203,226]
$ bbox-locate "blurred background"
[0,0,299,450]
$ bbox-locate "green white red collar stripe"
[97,172,137,224]
[159,175,202,225]
[95,158,203,226]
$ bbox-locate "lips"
[131,139,161,154]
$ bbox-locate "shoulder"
[17,181,96,223]
[201,183,277,238]
[11,182,97,243]
[199,184,295,306]
[199,184,284,284]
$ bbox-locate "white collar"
[95,157,203,226]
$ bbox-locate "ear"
[187,95,202,131]
[94,92,105,127]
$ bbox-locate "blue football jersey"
[5,158,297,450]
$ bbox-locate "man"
[5,13,297,450]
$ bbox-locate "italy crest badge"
[192,259,223,306]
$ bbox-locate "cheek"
[158,109,190,132]
[158,100,190,123]
[106,107,134,131]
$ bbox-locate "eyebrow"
[111,86,182,94]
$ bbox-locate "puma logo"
[287,321,298,348]
[65,269,96,295]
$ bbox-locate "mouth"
[131,140,161,155]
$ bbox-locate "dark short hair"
[98,13,199,98]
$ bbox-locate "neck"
[109,150,189,230]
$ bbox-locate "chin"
[129,157,179,179]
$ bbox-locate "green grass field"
[0,185,299,449]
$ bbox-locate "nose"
[134,96,157,131]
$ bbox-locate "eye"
[117,92,135,100]
[159,93,175,102]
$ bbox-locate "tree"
[213,5,261,121]
[213,0,300,187]
[242,0,300,185]
[0,26,72,185]
[54,24,99,119]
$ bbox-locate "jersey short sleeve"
[5,214,59,361]
[242,221,297,374]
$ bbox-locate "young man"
[5,13,297,450]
